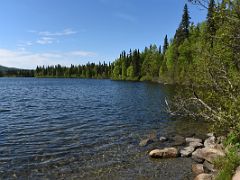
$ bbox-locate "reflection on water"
[0,78,207,179]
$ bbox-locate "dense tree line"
[0,69,35,77]
[111,5,193,83]
[112,46,165,81]
[35,62,112,79]
[111,3,211,84]
[112,47,163,81]
[111,1,240,86]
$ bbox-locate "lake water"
[0,78,207,180]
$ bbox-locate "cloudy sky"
[0,0,206,69]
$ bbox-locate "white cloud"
[36,37,54,45]
[2,28,92,69]
[17,41,33,48]
[38,28,77,37]
[0,48,97,69]
[23,28,78,47]
[24,41,33,46]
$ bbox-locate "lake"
[0,78,207,179]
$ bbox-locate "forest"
[1,1,240,178]
[35,62,112,78]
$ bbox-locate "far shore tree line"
[1,1,240,178]
[0,69,35,77]
[35,62,112,79]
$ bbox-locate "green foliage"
[111,49,141,81]
[178,40,192,64]
[111,4,193,83]
[121,59,127,80]
[127,65,134,79]
[112,44,162,81]
[141,45,162,78]
[214,146,240,180]
[112,61,121,80]
[224,132,240,148]
[159,58,168,76]
[36,62,111,79]
[165,43,176,73]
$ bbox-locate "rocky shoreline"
[139,132,234,180]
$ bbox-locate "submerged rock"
[149,147,179,158]
[172,135,185,146]
[192,164,204,175]
[139,138,154,147]
[159,136,168,142]
[139,132,158,147]
[192,147,225,163]
[147,132,158,141]
[194,173,213,180]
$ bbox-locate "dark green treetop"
[163,35,169,55]
[175,4,191,45]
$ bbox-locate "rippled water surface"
[0,78,207,180]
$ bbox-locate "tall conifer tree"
[207,0,216,48]
[163,35,169,55]
[175,4,191,45]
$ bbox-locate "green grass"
[214,140,240,180]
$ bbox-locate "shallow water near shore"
[0,78,208,179]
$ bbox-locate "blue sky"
[0,0,207,69]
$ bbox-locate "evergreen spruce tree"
[163,35,169,55]
[159,45,162,54]
[206,0,216,48]
[175,4,191,45]
[132,49,140,78]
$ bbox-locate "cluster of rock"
[190,134,225,180]
[140,133,227,180]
